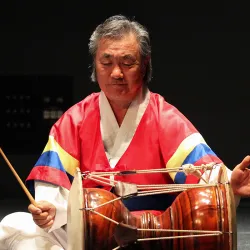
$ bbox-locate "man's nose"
[111,66,123,79]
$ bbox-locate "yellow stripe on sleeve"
[166,132,207,180]
[43,135,80,176]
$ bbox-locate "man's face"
[95,33,146,104]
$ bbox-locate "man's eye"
[101,62,112,65]
[123,63,133,66]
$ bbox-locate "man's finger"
[238,155,250,170]
[32,212,49,220]
[36,201,56,212]
[38,219,54,229]
[33,215,54,226]
[28,204,42,214]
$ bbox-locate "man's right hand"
[28,201,56,229]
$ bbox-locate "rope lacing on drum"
[79,163,231,249]
[83,207,224,250]
[81,162,223,195]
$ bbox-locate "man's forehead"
[98,34,138,48]
[97,41,139,58]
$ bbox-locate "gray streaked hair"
[88,15,152,84]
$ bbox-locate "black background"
[0,1,249,199]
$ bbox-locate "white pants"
[0,212,67,250]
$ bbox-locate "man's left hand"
[231,155,250,197]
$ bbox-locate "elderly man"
[0,14,249,250]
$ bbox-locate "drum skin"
[81,184,235,250]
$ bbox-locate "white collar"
[99,87,150,168]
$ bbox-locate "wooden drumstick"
[0,147,38,206]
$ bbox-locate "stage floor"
[0,198,250,249]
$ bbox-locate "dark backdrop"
[0,1,249,200]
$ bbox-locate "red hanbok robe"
[26,90,222,210]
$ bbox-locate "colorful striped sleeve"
[158,96,223,184]
[30,135,79,188]
[166,132,222,184]
[26,102,83,193]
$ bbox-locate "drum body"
[67,168,237,250]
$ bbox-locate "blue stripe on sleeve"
[183,143,216,165]
[174,143,217,184]
[34,151,66,173]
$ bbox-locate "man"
[0,14,250,250]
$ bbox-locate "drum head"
[218,164,237,250]
[67,167,86,250]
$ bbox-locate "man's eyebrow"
[101,53,112,59]
[122,54,136,60]
[100,53,136,60]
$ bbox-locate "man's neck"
[108,100,131,127]
[109,90,143,126]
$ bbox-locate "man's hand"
[231,155,250,197]
[28,201,56,229]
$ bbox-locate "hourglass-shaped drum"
[67,167,237,250]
